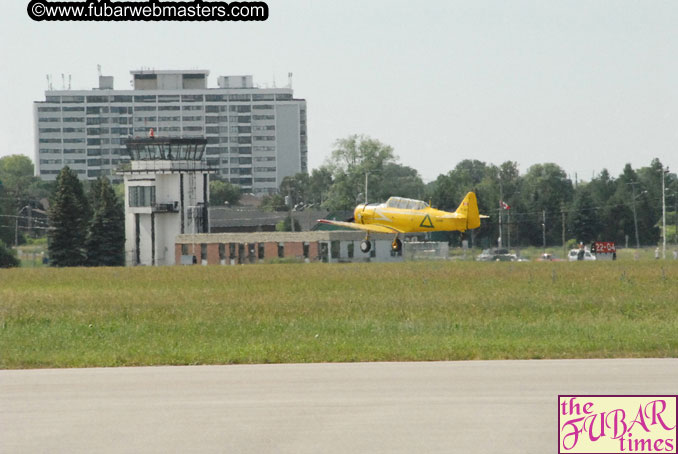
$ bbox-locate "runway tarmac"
[1,359,677,453]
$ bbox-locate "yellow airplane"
[318,192,488,253]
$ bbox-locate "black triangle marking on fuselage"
[420,214,434,228]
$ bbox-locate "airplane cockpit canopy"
[385,197,429,210]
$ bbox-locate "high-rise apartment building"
[34,70,307,194]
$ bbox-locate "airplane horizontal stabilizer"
[437,213,463,219]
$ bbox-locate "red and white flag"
[501,201,510,210]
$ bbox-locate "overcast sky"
[0,0,676,182]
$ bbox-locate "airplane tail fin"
[455,192,481,230]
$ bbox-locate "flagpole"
[507,208,511,250]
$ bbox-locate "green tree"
[569,185,601,244]
[374,163,426,202]
[323,135,398,210]
[0,155,35,202]
[521,163,574,246]
[48,167,89,267]
[0,240,20,268]
[307,167,333,206]
[85,177,125,266]
[617,163,660,246]
[0,155,40,245]
[210,179,241,206]
[260,193,287,212]
[275,217,301,232]
[280,173,310,206]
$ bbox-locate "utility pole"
[285,194,295,232]
[365,172,369,205]
[15,205,30,247]
[542,210,546,253]
[561,203,566,259]
[628,182,640,249]
[498,181,503,249]
[507,208,511,250]
[662,166,669,259]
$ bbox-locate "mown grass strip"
[1,262,677,368]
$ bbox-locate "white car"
[568,249,596,262]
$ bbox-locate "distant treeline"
[263,135,677,248]
[1,135,676,251]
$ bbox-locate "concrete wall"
[173,239,404,265]
[124,170,210,266]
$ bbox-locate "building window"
[134,95,157,103]
[219,244,226,261]
[200,244,207,261]
[129,186,156,207]
[229,94,251,102]
[181,95,204,103]
[181,244,189,255]
[87,96,109,103]
[252,94,275,101]
[62,96,85,103]
[278,243,284,258]
[158,95,180,103]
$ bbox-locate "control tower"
[121,136,215,266]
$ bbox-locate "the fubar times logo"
[559,395,677,453]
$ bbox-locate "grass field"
[1,261,677,369]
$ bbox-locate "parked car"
[476,248,518,262]
[568,249,596,261]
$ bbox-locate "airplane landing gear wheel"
[392,238,402,252]
[360,240,372,253]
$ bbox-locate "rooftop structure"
[34,69,307,195]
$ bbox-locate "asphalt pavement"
[1,359,677,453]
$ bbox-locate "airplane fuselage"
[354,203,469,233]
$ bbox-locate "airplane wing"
[317,219,404,234]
